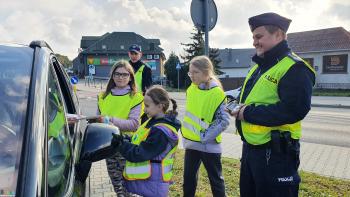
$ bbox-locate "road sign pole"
[176,62,181,91]
[204,0,209,56]
[177,69,180,91]
[191,0,217,54]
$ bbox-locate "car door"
[47,59,75,196]
[48,56,88,196]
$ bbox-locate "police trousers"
[240,141,301,197]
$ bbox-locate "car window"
[0,45,32,196]
[51,57,77,137]
[47,65,72,196]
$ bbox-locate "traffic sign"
[70,76,79,84]
[88,64,95,75]
[190,0,218,32]
[176,62,181,70]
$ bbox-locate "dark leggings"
[183,149,226,197]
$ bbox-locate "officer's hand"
[111,133,123,148]
[226,105,246,120]
[86,116,101,123]
[236,105,247,120]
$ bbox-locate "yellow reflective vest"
[98,91,143,135]
[134,65,145,93]
[123,119,178,181]
[48,93,65,139]
[181,83,226,143]
[239,53,316,145]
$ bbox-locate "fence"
[84,76,109,89]
[315,83,350,89]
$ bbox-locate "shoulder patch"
[287,53,303,63]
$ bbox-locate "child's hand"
[97,116,110,124]
[111,133,124,148]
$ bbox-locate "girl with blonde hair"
[181,55,229,197]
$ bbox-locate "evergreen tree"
[164,52,180,88]
[180,28,204,88]
[181,27,223,88]
[209,48,224,75]
[181,28,205,64]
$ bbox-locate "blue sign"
[176,62,181,70]
[70,76,79,84]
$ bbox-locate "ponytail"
[166,98,178,118]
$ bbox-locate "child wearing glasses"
[97,60,143,196]
[182,55,230,197]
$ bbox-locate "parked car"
[225,86,242,101]
[0,41,119,197]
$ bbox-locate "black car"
[0,41,119,197]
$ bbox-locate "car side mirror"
[76,123,120,182]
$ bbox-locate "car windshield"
[0,44,32,196]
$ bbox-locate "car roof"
[0,40,53,51]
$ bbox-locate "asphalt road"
[79,96,350,148]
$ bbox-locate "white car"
[225,87,242,101]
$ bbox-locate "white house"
[218,27,350,90]
[288,27,350,89]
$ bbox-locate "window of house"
[303,58,317,71]
[147,55,153,60]
[323,54,348,74]
[303,58,314,67]
[154,54,160,59]
[120,45,124,49]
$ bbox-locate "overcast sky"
[1,0,349,60]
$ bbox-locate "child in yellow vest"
[111,86,181,197]
[97,60,143,196]
[181,56,230,197]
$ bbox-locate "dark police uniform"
[129,44,152,123]
[128,44,152,94]
[237,13,316,197]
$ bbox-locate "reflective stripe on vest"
[123,120,178,181]
[123,161,151,180]
[239,53,316,145]
[181,83,226,143]
[134,65,145,93]
[98,92,143,135]
[161,140,177,182]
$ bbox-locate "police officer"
[128,44,152,94]
[228,13,316,196]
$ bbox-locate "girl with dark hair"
[111,85,181,197]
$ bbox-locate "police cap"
[248,12,292,32]
[129,44,142,53]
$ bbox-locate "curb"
[76,86,350,109]
[311,104,350,109]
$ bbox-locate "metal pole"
[204,0,209,56]
[177,69,180,91]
